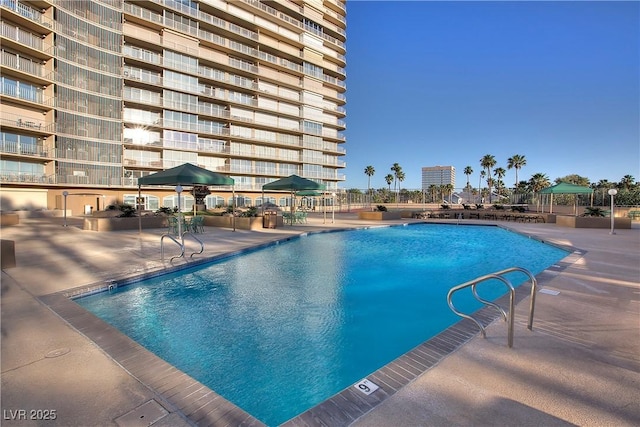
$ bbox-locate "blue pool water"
[77,224,568,425]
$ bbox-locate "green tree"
[556,174,590,186]
[507,154,527,188]
[480,154,497,202]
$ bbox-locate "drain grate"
[45,348,70,358]
[115,400,168,427]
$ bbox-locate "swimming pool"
[77,224,568,425]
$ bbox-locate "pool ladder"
[161,231,204,262]
[447,267,537,348]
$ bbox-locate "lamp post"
[608,188,617,235]
[176,185,183,236]
[331,192,335,223]
[62,191,69,227]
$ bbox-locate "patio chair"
[190,215,204,233]
[167,216,179,234]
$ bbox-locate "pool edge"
[37,223,581,427]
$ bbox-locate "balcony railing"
[1,50,50,78]
[0,141,47,157]
[0,0,54,29]
[0,172,48,183]
[0,21,54,55]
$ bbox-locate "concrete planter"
[358,211,402,220]
[0,213,19,226]
[556,215,631,229]
[83,216,168,231]
[203,215,282,230]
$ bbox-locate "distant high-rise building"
[421,166,456,191]
[1,0,346,212]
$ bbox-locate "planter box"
[358,211,402,221]
[1,240,16,269]
[0,213,19,226]
[203,215,283,230]
[556,215,631,229]
[83,216,168,231]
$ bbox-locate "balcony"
[0,172,48,183]
[0,141,47,157]
[0,21,54,59]
[0,0,54,31]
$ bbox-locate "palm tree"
[385,174,394,191]
[529,173,550,192]
[493,167,506,199]
[463,166,473,198]
[390,163,403,203]
[480,155,496,202]
[479,170,486,203]
[396,170,405,205]
[620,174,635,190]
[507,154,527,189]
[529,173,550,211]
[428,184,437,202]
[443,183,454,203]
[364,165,375,206]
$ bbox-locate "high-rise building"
[1,0,346,212]
[421,165,456,190]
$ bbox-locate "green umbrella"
[262,175,324,191]
[137,163,233,186]
[296,190,323,197]
[137,163,235,232]
[262,175,325,224]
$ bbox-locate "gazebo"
[539,182,593,214]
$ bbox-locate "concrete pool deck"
[1,214,639,426]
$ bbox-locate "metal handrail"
[447,266,538,348]
[491,267,538,330]
[160,231,205,262]
[161,233,184,262]
[182,232,204,258]
[448,274,515,348]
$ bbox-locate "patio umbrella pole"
[232,185,236,232]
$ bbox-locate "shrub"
[240,206,259,217]
[376,205,388,212]
[106,203,137,217]
[156,207,173,215]
[583,207,606,217]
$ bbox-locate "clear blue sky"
[342,0,639,190]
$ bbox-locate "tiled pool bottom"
[39,244,579,427]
